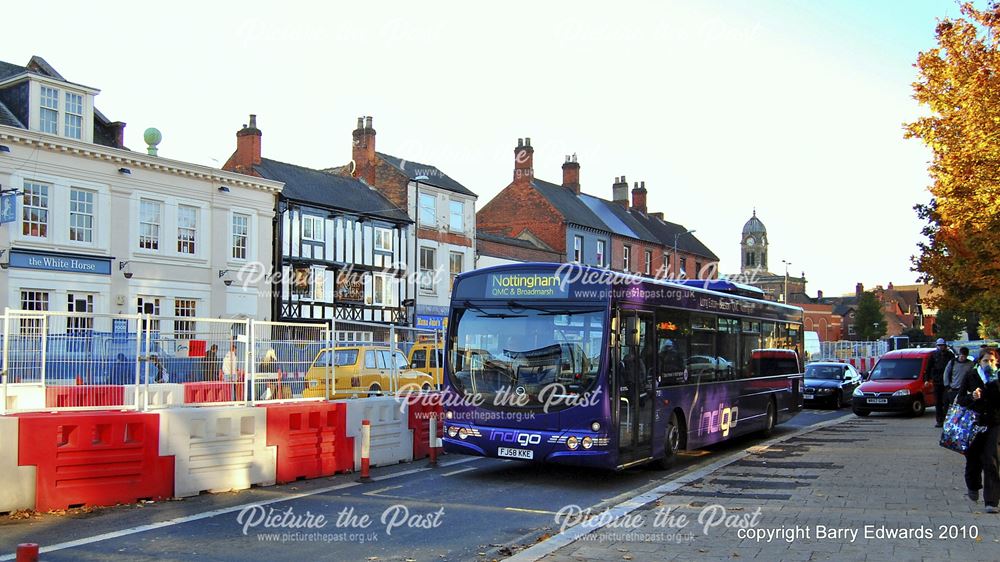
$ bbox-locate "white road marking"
[0,455,482,560]
[362,485,403,496]
[0,481,360,561]
[441,466,477,477]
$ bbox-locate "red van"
[851,348,936,417]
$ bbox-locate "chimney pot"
[365,116,373,129]
[565,155,571,163]
[525,137,531,147]
[572,153,577,163]
[640,181,645,189]
[357,117,364,129]
[249,114,257,128]
[518,138,524,147]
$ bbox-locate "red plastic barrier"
[260,402,353,483]
[16,411,174,511]
[183,382,244,403]
[405,392,443,460]
[45,385,125,408]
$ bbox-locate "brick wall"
[477,181,567,253]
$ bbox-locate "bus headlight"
[446,410,454,420]
[567,436,579,450]
[447,426,458,438]
[590,421,601,432]
[582,436,593,449]
[458,427,469,440]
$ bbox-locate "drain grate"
[711,479,810,489]
[734,460,844,469]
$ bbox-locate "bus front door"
[616,310,656,464]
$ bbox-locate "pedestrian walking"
[203,344,220,382]
[931,338,956,427]
[944,346,975,406]
[956,347,1000,513]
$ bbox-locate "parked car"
[851,349,936,417]
[803,362,862,408]
[407,339,444,387]
[302,345,435,399]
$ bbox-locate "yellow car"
[302,345,436,399]
[407,340,444,387]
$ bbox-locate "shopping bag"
[939,402,987,455]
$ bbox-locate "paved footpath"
[532,415,1000,562]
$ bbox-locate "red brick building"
[477,139,718,277]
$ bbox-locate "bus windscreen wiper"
[462,301,525,318]
[506,300,602,316]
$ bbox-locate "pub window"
[19,289,49,334]
[374,227,393,252]
[302,214,324,242]
[69,188,95,243]
[137,295,161,333]
[22,181,49,238]
[139,199,161,250]
[174,299,197,339]
[177,205,198,254]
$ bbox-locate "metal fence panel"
[250,320,329,403]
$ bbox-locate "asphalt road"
[0,408,852,562]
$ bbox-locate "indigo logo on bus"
[698,403,739,437]
[490,430,542,447]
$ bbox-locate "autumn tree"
[854,291,887,341]
[906,2,1000,325]
[933,307,967,340]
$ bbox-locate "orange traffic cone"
[75,375,82,386]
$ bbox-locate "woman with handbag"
[956,347,1000,513]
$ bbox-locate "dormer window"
[39,86,59,134]
[29,80,93,142]
[64,92,83,139]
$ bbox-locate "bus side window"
[656,309,690,387]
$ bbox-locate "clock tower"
[741,210,768,273]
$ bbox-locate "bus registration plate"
[498,447,534,460]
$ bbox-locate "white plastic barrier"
[158,406,276,498]
[1,384,46,412]
[125,384,185,409]
[0,417,37,512]
[336,396,413,468]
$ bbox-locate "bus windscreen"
[449,305,605,410]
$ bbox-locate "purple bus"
[441,263,804,470]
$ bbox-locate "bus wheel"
[368,384,383,398]
[654,412,682,469]
[761,400,776,437]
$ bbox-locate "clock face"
[746,237,755,246]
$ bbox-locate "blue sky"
[4,0,966,296]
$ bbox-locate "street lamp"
[782,260,792,303]
[673,229,695,279]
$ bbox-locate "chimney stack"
[612,176,629,207]
[514,137,534,183]
[109,121,126,149]
[817,289,824,299]
[352,115,377,184]
[631,180,647,214]
[224,113,262,175]
[562,153,580,194]
[856,282,864,297]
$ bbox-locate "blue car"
[803,362,863,409]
